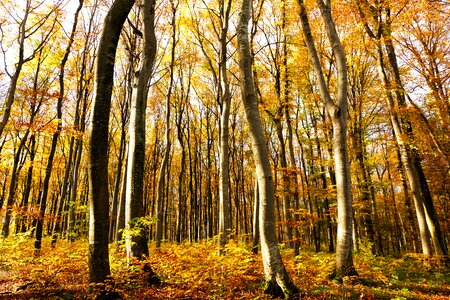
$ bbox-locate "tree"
[2,47,46,237]
[0,0,57,139]
[155,0,178,249]
[34,0,83,252]
[237,0,298,297]
[88,0,136,282]
[297,0,357,277]
[356,0,448,261]
[125,0,157,260]
[216,0,234,255]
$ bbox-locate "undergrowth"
[0,237,449,299]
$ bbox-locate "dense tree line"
[0,0,449,297]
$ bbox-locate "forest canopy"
[0,0,449,298]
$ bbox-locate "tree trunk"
[125,0,156,260]
[2,132,28,238]
[17,134,36,233]
[217,0,233,255]
[88,0,135,282]
[156,0,177,249]
[357,0,448,261]
[35,0,82,251]
[237,0,298,297]
[51,137,75,246]
[298,0,357,277]
[252,178,259,254]
[115,152,128,245]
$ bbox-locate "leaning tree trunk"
[125,0,157,261]
[298,0,357,277]
[237,0,298,297]
[88,0,135,283]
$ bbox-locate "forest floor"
[0,236,449,299]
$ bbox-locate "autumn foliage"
[0,237,449,299]
[1,0,450,298]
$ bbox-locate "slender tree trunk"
[176,126,186,243]
[218,0,233,255]
[115,152,128,245]
[35,1,82,251]
[156,0,177,249]
[51,138,74,246]
[2,133,28,238]
[88,0,135,282]
[237,0,298,297]
[284,90,301,255]
[252,178,259,254]
[110,121,127,242]
[206,112,214,239]
[376,47,433,256]
[12,49,45,235]
[0,0,29,138]
[17,134,36,233]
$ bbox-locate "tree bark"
[35,0,82,252]
[356,0,448,261]
[88,0,135,282]
[297,0,357,277]
[237,0,298,297]
[156,0,177,249]
[218,0,233,256]
[125,0,157,260]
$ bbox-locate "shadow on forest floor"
[0,237,449,299]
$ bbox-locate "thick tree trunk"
[298,0,357,277]
[88,0,135,282]
[237,0,298,297]
[125,0,156,260]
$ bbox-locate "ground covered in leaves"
[0,236,449,299]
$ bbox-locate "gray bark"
[125,0,157,260]
[237,0,298,297]
[297,0,357,277]
[356,0,448,258]
[156,0,177,249]
[218,0,233,256]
